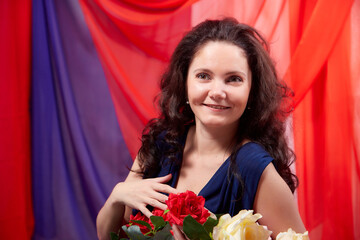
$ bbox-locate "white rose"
[276,228,309,240]
[212,210,272,240]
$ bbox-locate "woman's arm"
[254,163,306,239]
[96,157,177,240]
[96,157,141,240]
[96,183,126,240]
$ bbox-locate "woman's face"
[186,41,252,131]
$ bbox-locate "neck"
[187,124,238,158]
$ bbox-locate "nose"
[208,80,226,100]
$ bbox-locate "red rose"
[165,190,210,226]
[127,212,152,235]
[127,208,166,235]
[152,208,165,217]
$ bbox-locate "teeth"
[209,105,227,109]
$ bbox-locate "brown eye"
[227,76,243,83]
[196,73,211,80]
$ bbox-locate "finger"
[172,225,186,240]
[153,183,179,194]
[146,197,168,211]
[149,191,168,203]
[151,173,172,183]
[138,205,153,219]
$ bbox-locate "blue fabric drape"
[31,0,132,239]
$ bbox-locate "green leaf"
[110,232,120,240]
[215,213,224,221]
[164,209,170,214]
[130,220,153,232]
[203,217,219,234]
[183,215,211,240]
[122,225,151,240]
[150,215,167,232]
[153,223,174,240]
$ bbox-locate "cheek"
[240,86,251,103]
[187,83,207,102]
[229,88,250,104]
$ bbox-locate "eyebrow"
[193,68,248,78]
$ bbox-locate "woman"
[96,18,306,239]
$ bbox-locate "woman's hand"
[96,157,176,240]
[109,173,178,218]
[172,225,189,240]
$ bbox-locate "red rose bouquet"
[111,190,218,240]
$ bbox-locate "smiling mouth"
[203,104,230,110]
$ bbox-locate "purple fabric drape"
[31,0,132,239]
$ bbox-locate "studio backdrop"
[0,0,359,239]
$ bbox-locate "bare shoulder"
[125,156,143,182]
[241,138,251,146]
[254,163,306,238]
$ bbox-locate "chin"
[200,122,236,129]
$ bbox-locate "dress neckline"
[174,127,254,196]
[197,141,255,196]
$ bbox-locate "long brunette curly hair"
[137,18,298,193]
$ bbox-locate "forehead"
[190,41,249,71]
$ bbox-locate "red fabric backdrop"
[0,0,34,239]
[288,0,359,238]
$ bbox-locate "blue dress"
[151,135,274,216]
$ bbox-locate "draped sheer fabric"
[0,0,359,239]
[0,1,33,239]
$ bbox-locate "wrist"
[108,182,125,208]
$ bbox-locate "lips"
[203,104,230,110]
